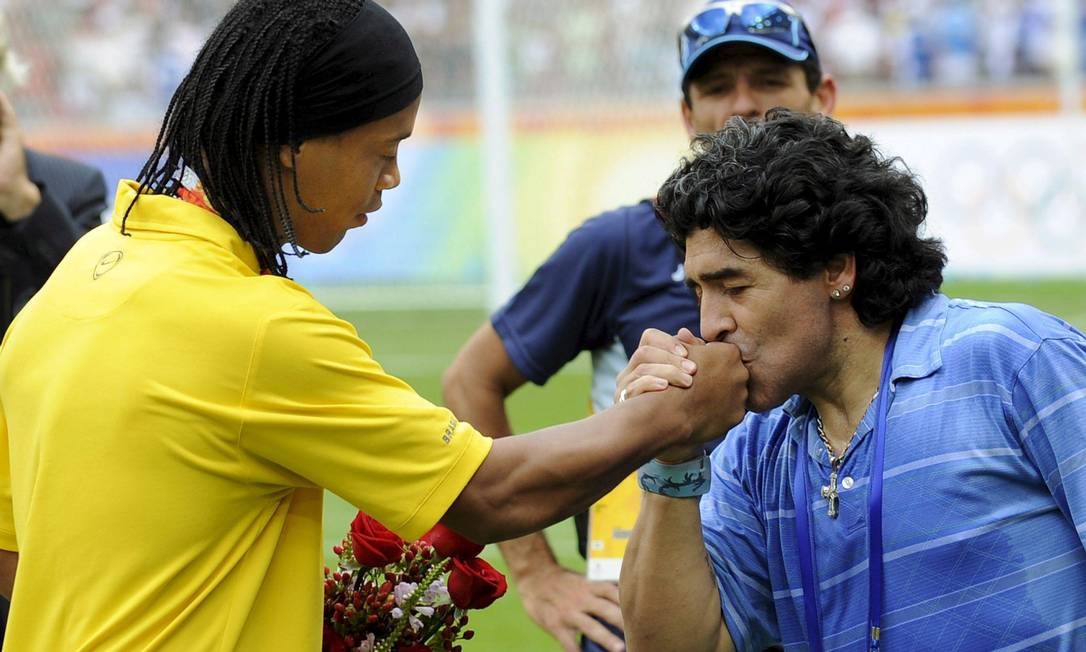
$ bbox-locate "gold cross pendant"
[820,471,839,519]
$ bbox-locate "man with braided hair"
[0,1,748,649]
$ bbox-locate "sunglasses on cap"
[679,0,819,85]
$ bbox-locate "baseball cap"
[679,0,820,89]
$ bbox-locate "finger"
[554,628,580,652]
[572,613,626,652]
[628,364,693,389]
[703,341,748,376]
[638,327,689,357]
[618,375,669,402]
[617,375,667,403]
[627,346,697,374]
[587,581,621,605]
[676,327,705,345]
[584,594,625,630]
[616,347,696,398]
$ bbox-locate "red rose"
[420,523,484,559]
[447,557,508,609]
[349,512,404,567]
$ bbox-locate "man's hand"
[682,340,748,441]
[616,328,748,462]
[0,91,41,223]
[615,328,704,403]
[517,565,625,652]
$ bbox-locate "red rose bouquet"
[323,512,508,652]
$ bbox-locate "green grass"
[323,278,1086,651]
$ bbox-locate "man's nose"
[377,162,401,191]
[700,299,737,343]
[730,78,761,120]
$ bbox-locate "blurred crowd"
[0,0,1076,126]
[497,0,1069,102]
[4,0,217,125]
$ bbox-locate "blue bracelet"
[637,453,711,498]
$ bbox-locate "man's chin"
[745,389,790,414]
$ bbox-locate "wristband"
[637,453,711,498]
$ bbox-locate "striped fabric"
[700,293,1086,651]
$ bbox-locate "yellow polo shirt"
[0,181,492,650]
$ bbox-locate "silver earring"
[831,289,842,299]
[842,285,852,293]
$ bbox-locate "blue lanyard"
[793,324,900,652]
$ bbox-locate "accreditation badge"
[586,472,641,581]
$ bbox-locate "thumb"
[676,327,704,345]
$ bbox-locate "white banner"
[853,115,1086,276]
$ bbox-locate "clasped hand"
[615,328,748,462]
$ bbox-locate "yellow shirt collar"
[111,180,262,274]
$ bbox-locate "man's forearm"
[620,494,733,652]
[445,389,693,542]
[442,355,562,572]
[444,336,747,544]
[498,531,558,579]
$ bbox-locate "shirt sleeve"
[491,214,627,384]
[699,422,779,652]
[1007,336,1086,549]
[237,306,493,541]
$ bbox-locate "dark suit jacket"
[0,149,107,335]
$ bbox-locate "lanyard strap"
[793,324,900,652]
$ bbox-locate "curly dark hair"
[655,109,946,327]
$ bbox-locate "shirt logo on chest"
[671,263,685,284]
[93,250,124,279]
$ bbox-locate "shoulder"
[939,297,1083,376]
[249,277,346,330]
[180,269,350,351]
[244,279,375,372]
[561,200,658,251]
[524,201,660,286]
[945,297,1082,340]
[580,200,656,230]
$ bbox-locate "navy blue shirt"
[491,200,701,554]
[493,200,698,403]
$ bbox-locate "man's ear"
[278,142,304,170]
[812,74,837,115]
[824,253,856,292]
[680,96,697,139]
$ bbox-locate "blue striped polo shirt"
[701,293,1086,651]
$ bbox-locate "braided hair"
[127,0,363,276]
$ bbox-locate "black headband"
[293,0,423,142]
